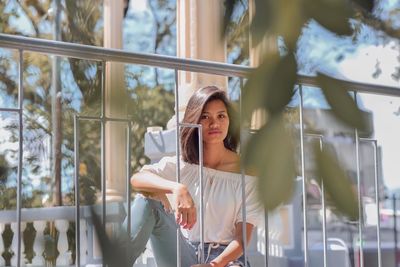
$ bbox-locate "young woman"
[126,86,263,267]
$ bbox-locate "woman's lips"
[208,130,222,135]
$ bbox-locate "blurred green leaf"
[90,207,129,267]
[242,51,279,120]
[317,73,370,132]
[304,0,354,36]
[273,0,306,50]
[244,113,296,210]
[243,52,297,120]
[0,154,9,183]
[250,0,274,47]
[43,234,58,260]
[351,0,375,12]
[314,145,359,221]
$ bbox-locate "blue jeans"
[123,196,249,267]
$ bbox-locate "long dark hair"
[180,86,239,164]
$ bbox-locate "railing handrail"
[0,33,250,78]
[0,33,399,96]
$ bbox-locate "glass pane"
[0,111,18,210]
[124,0,176,56]
[0,1,104,47]
[0,48,19,109]
[0,111,19,266]
[226,1,249,66]
[126,65,175,170]
[18,51,105,265]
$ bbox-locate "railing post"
[11,222,26,266]
[239,78,248,267]
[354,92,364,267]
[74,115,81,267]
[16,48,24,267]
[299,85,309,267]
[174,69,182,267]
[306,134,328,267]
[373,140,382,267]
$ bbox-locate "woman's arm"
[131,171,197,230]
[209,223,254,267]
[131,170,182,194]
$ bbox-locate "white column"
[32,221,46,266]
[55,220,70,265]
[103,0,126,202]
[248,0,278,130]
[169,0,228,128]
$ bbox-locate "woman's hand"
[173,184,196,229]
[142,192,173,213]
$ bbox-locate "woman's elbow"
[130,173,141,190]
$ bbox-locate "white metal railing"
[0,33,399,267]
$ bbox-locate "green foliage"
[314,144,359,221]
[224,0,397,219]
[89,207,129,267]
[317,73,370,132]
[243,52,297,117]
[244,113,296,209]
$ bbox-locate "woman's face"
[199,99,230,145]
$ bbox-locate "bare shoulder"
[218,150,255,176]
[223,150,240,171]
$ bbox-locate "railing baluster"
[174,69,182,267]
[32,221,46,266]
[239,77,248,267]
[306,134,327,267]
[299,85,309,267]
[360,138,382,267]
[320,139,327,267]
[16,48,24,267]
[264,209,269,267]
[372,140,382,267]
[74,115,81,267]
[178,123,204,264]
[56,219,70,266]
[198,124,204,264]
[354,92,364,267]
[100,60,107,267]
[126,121,132,238]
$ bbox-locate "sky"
[335,42,400,190]
[324,39,400,191]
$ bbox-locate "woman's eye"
[218,114,226,119]
[200,115,208,120]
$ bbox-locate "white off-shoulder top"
[141,156,264,244]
